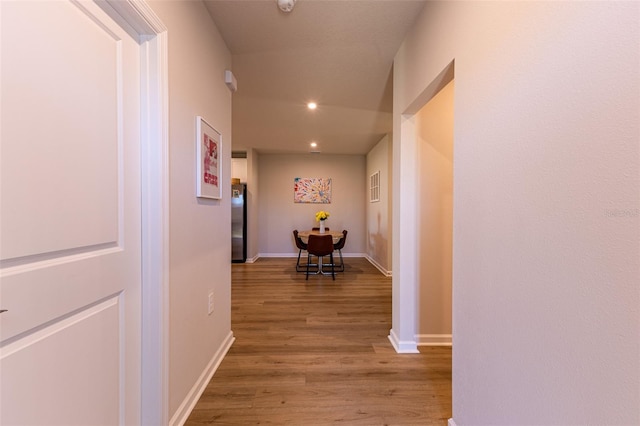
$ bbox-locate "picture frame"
[196,116,222,199]
[293,177,332,204]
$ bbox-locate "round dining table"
[297,230,344,244]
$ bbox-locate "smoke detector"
[277,0,296,13]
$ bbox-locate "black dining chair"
[312,227,330,231]
[293,230,315,272]
[306,234,335,280]
[333,230,348,272]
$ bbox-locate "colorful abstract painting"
[294,177,332,204]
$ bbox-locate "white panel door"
[0,1,142,424]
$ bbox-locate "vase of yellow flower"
[315,210,330,233]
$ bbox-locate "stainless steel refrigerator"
[231,183,247,263]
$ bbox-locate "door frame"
[100,1,169,423]
[390,61,455,353]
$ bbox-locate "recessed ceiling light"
[310,142,318,148]
[307,102,317,110]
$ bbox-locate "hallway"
[186,258,451,424]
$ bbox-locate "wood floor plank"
[185,257,451,425]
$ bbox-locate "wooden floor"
[185,257,451,425]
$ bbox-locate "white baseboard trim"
[416,333,452,346]
[245,254,259,263]
[388,329,419,353]
[169,331,235,426]
[258,252,297,258]
[258,252,367,259]
[448,418,457,426]
[340,252,366,258]
[365,255,392,277]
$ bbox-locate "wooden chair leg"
[306,253,310,280]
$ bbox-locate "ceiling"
[203,0,426,155]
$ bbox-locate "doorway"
[415,80,454,346]
[390,61,454,352]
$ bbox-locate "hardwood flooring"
[185,257,451,425]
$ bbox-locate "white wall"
[258,154,366,256]
[148,1,233,421]
[246,149,260,261]
[366,135,392,274]
[416,80,453,344]
[395,1,639,424]
[231,158,247,183]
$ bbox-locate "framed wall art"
[293,177,331,204]
[196,116,222,199]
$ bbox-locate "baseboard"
[259,252,367,258]
[341,252,367,258]
[258,252,297,258]
[169,331,235,426]
[388,329,419,353]
[416,333,452,347]
[365,255,392,277]
[245,254,259,263]
[448,418,457,426]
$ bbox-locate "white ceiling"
[203,0,426,155]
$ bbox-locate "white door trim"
[101,1,169,424]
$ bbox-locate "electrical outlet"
[208,291,214,315]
